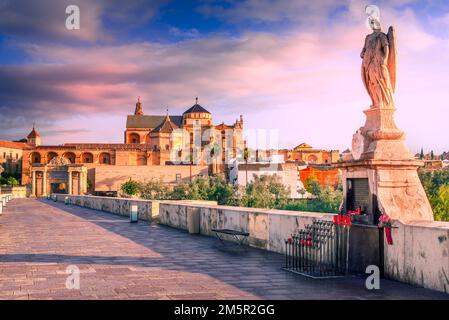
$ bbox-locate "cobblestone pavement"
[0,198,447,300]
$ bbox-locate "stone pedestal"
[359,107,414,161]
[340,159,433,223]
[337,107,434,223]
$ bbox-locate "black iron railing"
[283,214,351,278]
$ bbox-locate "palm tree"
[210,142,220,175]
[189,151,194,183]
[243,147,249,187]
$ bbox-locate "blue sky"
[1,0,449,153]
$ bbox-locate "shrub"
[120,179,140,197]
[139,178,170,200]
[241,175,290,209]
[283,186,343,213]
[418,168,449,221]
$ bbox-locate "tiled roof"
[126,115,183,129]
[183,103,210,114]
[27,128,40,138]
[152,115,179,133]
[0,140,27,149]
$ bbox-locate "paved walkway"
[0,199,447,300]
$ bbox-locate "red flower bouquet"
[378,213,394,245]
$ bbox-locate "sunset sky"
[0,0,448,153]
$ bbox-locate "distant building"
[229,159,305,199]
[298,165,341,189]
[257,143,339,164]
[423,160,444,170]
[21,98,245,197]
[0,140,27,177]
[443,160,449,168]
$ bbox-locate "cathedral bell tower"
[134,96,144,116]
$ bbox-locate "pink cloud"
[2,3,448,153]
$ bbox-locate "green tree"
[420,147,424,160]
[243,147,249,187]
[6,176,19,186]
[431,150,435,160]
[432,184,449,221]
[120,179,140,197]
[170,183,191,200]
[305,175,321,196]
[139,178,170,200]
[241,175,289,209]
[418,168,449,221]
[283,186,343,213]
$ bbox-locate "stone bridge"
[0,198,447,300]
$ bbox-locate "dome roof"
[183,98,210,115]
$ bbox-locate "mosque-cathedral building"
[1,98,340,197]
[20,98,245,197]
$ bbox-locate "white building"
[228,158,309,199]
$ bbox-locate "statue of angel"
[360,16,397,109]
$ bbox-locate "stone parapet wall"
[50,194,449,294]
[158,202,333,253]
[52,194,217,222]
[53,194,158,221]
[0,186,27,198]
[384,220,449,293]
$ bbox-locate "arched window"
[99,152,111,164]
[30,152,41,164]
[63,152,76,164]
[129,133,140,144]
[46,152,58,163]
[81,152,94,163]
[307,155,318,163]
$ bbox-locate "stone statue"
[361,19,397,109]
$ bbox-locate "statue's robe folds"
[361,30,396,109]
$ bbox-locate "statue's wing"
[387,26,397,92]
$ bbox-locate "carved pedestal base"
[359,107,414,161]
[339,160,434,223]
[339,106,434,223]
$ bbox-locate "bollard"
[64,197,69,205]
[53,195,57,202]
[130,205,138,223]
[2,197,6,207]
[0,200,2,215]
